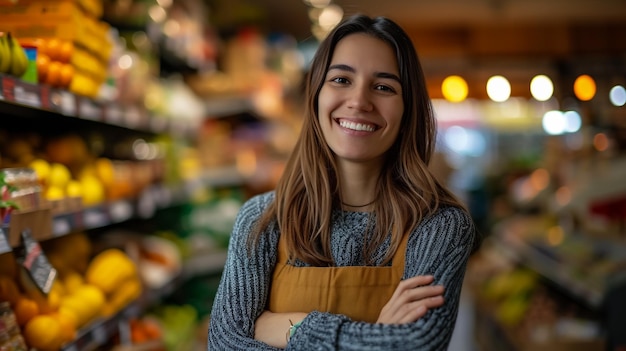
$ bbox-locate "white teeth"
[339,120,376,132]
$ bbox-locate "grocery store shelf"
[0,74,196,138]
[58,250,227,351]
[492,216,626,309]
[204,94,255,118]
[5,169,245,248]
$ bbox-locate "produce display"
[0,232,144,351]
[0,0,112,97]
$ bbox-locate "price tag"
[105,104,123,125]
[45,88,63,113]
[0,227,12,254]
[109,201,133,222]
[83,208,108,228]
[16,229,57,294]
[91,323,107,343]
[78,97,102,121]
[137,190,156,219]
[52,218,71,236]
[13,80,41,108]
[125,106,142,128]
[58,91,76,116]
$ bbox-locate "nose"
[347,85,373,112]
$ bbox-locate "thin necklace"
[341,199,376,208]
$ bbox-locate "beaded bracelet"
[286,319,302,343]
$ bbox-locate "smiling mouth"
[337,119,378,132]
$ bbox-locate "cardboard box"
[7,208,53,246]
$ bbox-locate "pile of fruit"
[0,233,143,351]
[0,0,113,97]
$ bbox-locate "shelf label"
[52,218,71,236]
[45,88,64,114]
[105,104,123,125]
[124,105,143,129]
[110,201,133,222]
[13,79,42,108]
[0,227,11,254]
[16,229,57,294]
[137,190,156,219]
[58,91,77,116]
[91,322,107,343]
[78,97,103,121]
[83,207,109,228]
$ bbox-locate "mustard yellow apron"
[268,232,409,323]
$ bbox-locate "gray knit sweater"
[208,191,476,350]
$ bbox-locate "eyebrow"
[327,64,401,84]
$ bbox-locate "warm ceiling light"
[486,75,511,102]
[573,74,596,101]
[530,75,554,101]
[441,75,468,103]
[318,4,343,30]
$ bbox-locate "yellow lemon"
[45,185,65,201]
[48,163,71,188]
[63,272,84,294]
[95,158,115,186]
[79,175,105,206]
[66,179,83,198]
[29,158,51,183]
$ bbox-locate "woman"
[208,14,478,350]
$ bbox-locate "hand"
[254,310,307,348]
[376,275,445,324]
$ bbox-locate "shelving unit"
[0,68,243,349]
[468,213,626,350]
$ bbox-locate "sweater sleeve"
[208,192,280,351]
[286,207,476,351]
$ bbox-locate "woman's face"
[318,33,404,166]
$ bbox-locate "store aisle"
[448,288,478,351]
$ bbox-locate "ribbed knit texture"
[208,191,476,350]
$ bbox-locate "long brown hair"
[249,14,465,266]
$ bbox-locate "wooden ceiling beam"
[406,21,626,59]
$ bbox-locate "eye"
[374,84,396,93]
[330,77,350,84]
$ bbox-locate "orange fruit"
[52,310,77,343]
[23,314,64,351]
[36,53,51,83]
[45,38,62,61]
[46,61,63,87]
[59,63,74,88]
[58,41,73,63]
[14,296,40,326]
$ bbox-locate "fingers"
[376,275,446,324]
[395,292,445,324]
